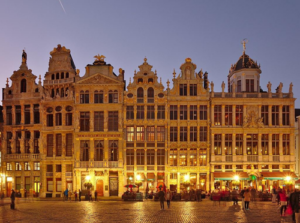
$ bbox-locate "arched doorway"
[96,179,103,197]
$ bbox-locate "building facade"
[0,44,297,197]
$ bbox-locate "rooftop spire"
[241,38,248,54]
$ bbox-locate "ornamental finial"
[173,69,176,78]
[94,54,106,62]
[144,57,147,63]
[167,79,170,89]
[241,38,248,54]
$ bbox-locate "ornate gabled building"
[0,43,297,198]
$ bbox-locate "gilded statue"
[94,54,106,62]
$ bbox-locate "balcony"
[65,172,73,177]
[44,77,74,85]
[225,156,233,162]
[247,155,258,162]
[137,165,144,171]
[273,155,280,162]
[80,161,89,168]
[46,172,53,177]
[147,165,155,171]
[157,166,165,171]
[94,161,104,168]
[109,161,118,168]
[4,154,40,161]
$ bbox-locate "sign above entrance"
[77,134,121,138]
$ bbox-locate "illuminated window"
[214,105,221,125]
[214,134,222,155]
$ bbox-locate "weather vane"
[241,38,248,53]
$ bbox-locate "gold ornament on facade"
[94,54,106,62]
[243,106,264,128]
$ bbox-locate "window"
[80,140,89,161]
[108,111,118,131]
[52,74,55,80]
[55,113,62,126]
[137,87,144,103]
[190,105,197,120]
[190,84,197,96]
[272,106,279,126]
[157,149,165,165]
[56,73,59,79]
[261,134,268,155]
[261,105,268,125]
[56,134,62,156]
[16,177,21,191]
[170,173,177,180]
[136,126,144,141]
[225,105,232,125]
[80,112,90,131]
[282,106,290,126]
[108,90,118,103]
[179,149,187,166]
[180,84,187,96]
[235,134,243,155]
[138,78,143,83]
[272,134,279,155]
[47,114,53,127]
[16,162,22,171]
[66,113,72,126]
[136,149,145,165]
[61,72,64,79]
[214,105,221,125]
[94,111,104,131]
[157,105,165,119]
[126,106,134,120]
[199,126,207,142]
[170,105,177,120]
[157,126,165,142]
[282,164,290,170]
[94,140,104,161]
[236,105,243,126]
[66,72,69,78]
[147,106,155,119]
[61,88,64,98]
[6,132,12,154]
[56,164,62,172]
[34,162,40,170]
[145,149,154,165]
[199,149,207,166]
[25,177,30,191]
[94,90,103,103]
[15,105,21,125]
[246,134,258,155]
[180,127,187,141]
[261,165,269,170]
[246,79,254,92]
[190,127,197,142]
[47,179,53,192]
[109,140,118,161]
[225,134,232,155]
[169,149,177,166]
[237,80,241,92]
[24,105,30,124]
[148,78,153,83]
[170,127,177,142]
[16,131,21,154]
[126,149,134,165]
[6,106,12,125]
[21,79,27,92]
[7,163,12,171]
[189,149,197,166]
[34,104,40,124]
[146,126,155,141]
[56,178,62,192]
[66,133,72,157]
[214,134,222,155]
[199,105,207,120]
[147,88,154,103]
[80,90,89,104]
[126,127,134,141]
[47,134,54,157]
[24,131,30,153]
[137,106,144,119]
[180,105,187,120]
[272,165,279,171]
[283,134,290,155]
[66,164,72,172]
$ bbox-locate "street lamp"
[136,174,142,193]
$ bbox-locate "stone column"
[279,133,283,156]
[222,134,225,156]
[268,105,272,127]
[243,134,247,160]
[268,134,272,156]
[290,105,295,127]
[20,104,24,125]
[211,105,214,126]
[232,105,236,126]
[232,134,236,155]
[30,104,34,124]
[279,105,283,126]
[187,148,190,166]
[211,134,214,155]
[62,133,66,157]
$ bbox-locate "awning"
[295,179,300,184]
[147,173,155,181]
[127,172,134,177]
[214,172,249,180]
[261,172,297,180]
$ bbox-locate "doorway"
[7,182,12,197]
[109,177,118,196]
[66,181,73,191]
[96,179,104,196]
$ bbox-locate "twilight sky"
[1,1,299,106]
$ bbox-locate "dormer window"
[138,78,143,83]
[148,78,153,83]
[137,87,144,103]
[21,79,26,93]
[246,79,254,92]
[147,87,154,103]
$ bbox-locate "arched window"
[148,78,153,83]
[51,74,55,80]
[94,90,104,103]
[137,87,144,103]
[51,89,55,98]
[138,78,143,83]
[56,73,59,79]
[108,90,118,103]
[80,90,89,104]
[21,79,26,93]
[61,72,64,79]
[147,87,154,103]
[66,72,69,78]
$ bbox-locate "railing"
[147,98,154,103]
[157,166,165,171]
[137,98,143,103]
[246,93,258,98]
[137,165,144,171]
[80,161,89,168]
[225,156,233,162]
[126,166,134,171]
[247,155,258,162]
[273,155,280,162]
[211,92,289,99]
[44,77,74,85]
[65,172,73,177]
[94,161,104,168]
[147,166,155,171]
[46,172,53,177]
[4,154,40,160]
[109,161,118,168]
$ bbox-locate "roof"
[231,53,260,72]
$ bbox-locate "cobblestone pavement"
[0,198,294,223]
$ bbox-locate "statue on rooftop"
[22,50,27,63]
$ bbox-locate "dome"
[230,53,260,72]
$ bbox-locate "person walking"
[240,187,246,210]
[64,189,69,201]
[278,189,288,216]
[232,188,238,205]
[290,189,300,222]
[74,190,78,201]
[89,191,93,202]
[79,189,82,202]
[68,190,72,201]
[94,190,98,202]
[10,189,15,209]
[244,189,251,210]
[272,187,277,203]
[158,187,165,210]
[165,189,173,208]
